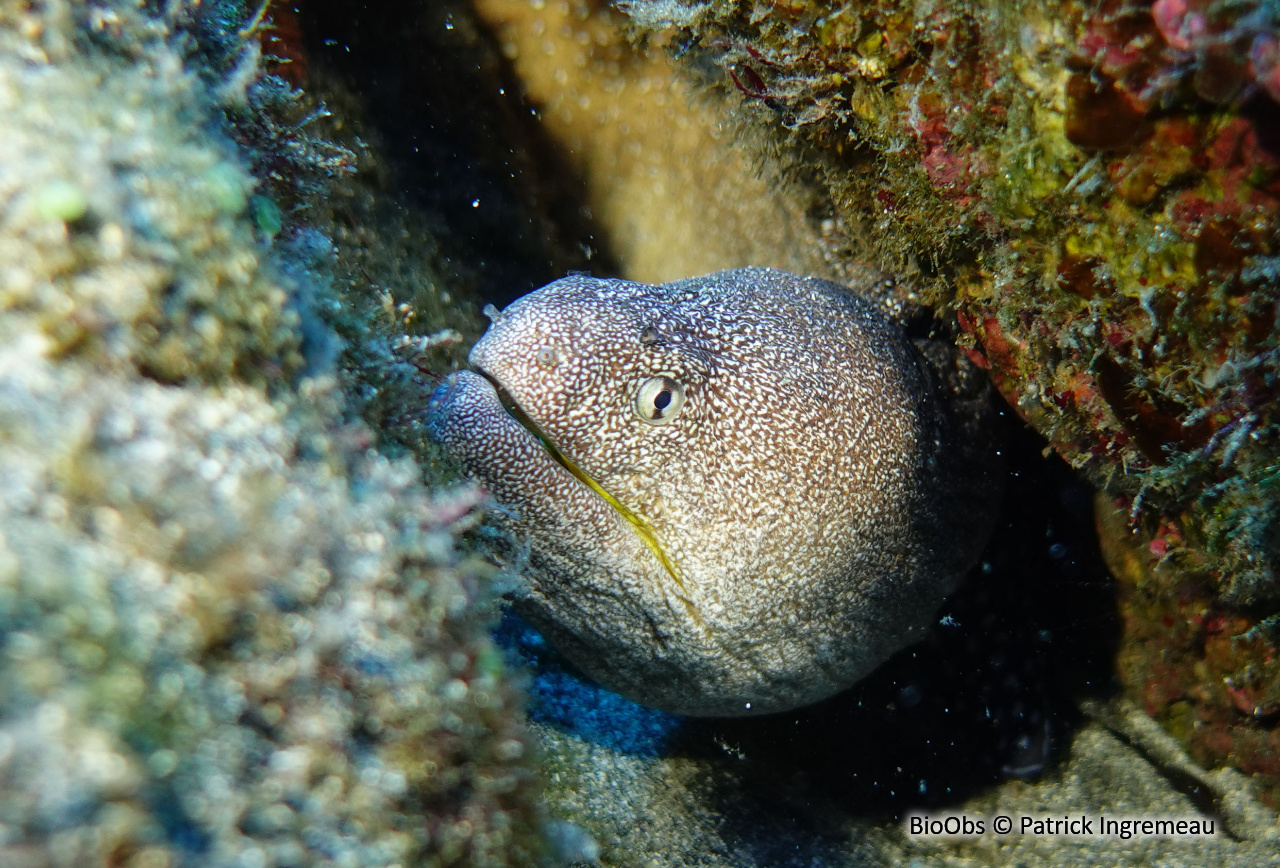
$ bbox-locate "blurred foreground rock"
[0,2,541,865]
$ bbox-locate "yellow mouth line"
[492,382,686,594]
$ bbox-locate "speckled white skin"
[427,267,999,716]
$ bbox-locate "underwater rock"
[0,6,301,386]
[530,687,1280,866]
[428,267,1000,716]
[0,345,540,867]
[1098,495,1280,809]
[470,0,831,284]
[0,2,543,864]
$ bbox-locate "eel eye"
[635,375,686,425]
[535,345,559,368]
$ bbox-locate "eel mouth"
[475,367,686,592]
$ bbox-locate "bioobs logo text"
[907,815,986,837]
[905,812,1218,840]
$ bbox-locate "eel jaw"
[474,367,686,592]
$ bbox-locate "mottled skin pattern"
[428,267,1000,716]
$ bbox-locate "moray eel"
[427,266,1000,717]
